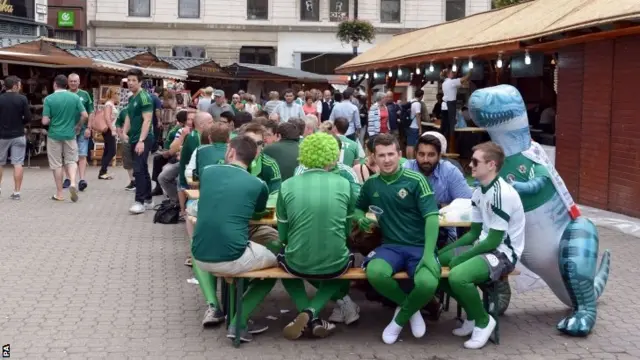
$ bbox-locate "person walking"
[62,73,93,192]
[42,74,88,202]
[98,88,119,180]
[0,75,31,199]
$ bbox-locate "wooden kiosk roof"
[159,57,232,79]
[336,0,640,73]
[0,39,92,68]
[226,63,329,82]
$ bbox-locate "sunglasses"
[255,140,264,146]
[470,157,486,167]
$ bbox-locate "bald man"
[62,73,94,191]
[385,91,401,137]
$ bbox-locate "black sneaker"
[124,182,136,191]
[247,319,269,334]
[151,186,163,197]
[62,179,70,189]
[202,305,225,327]
[78,180,88,192]
[9,193,20,200]
[226,326,253,343]
[310,318,337,338]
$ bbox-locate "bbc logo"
[1,344,9,358]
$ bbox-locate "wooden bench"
[218,266,519,347]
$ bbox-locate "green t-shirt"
[70,89,94,131]
[179,130,200,187]
[192,164,269,263]
[126,90,154,144]
[193,143,227,180]
[43,90,87,141]
[164,124,182,149]
[250,153,282,195]
[262,139,300,181]
[339,135,360,166]
[500,153,555,212]
[294,162,361,202]
[277,169,353,275]
[115,108,127,128]
[356,167,439,247]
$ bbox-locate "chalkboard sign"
[422,64,443,82]
[510,52,543,78]
[460,60,485,81]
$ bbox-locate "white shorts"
[195,241,277,276]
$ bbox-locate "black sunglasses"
[470,157,486,167]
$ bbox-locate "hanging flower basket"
[336,19,376,45]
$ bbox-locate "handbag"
[91,107,109,133]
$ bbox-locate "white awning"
[92,59,188,80]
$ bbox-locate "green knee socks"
[230,279,277,328]
[192,261,220,308]
[282,279,347,318]
[447,256,491,328]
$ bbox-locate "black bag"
[399,101,418,129]
[153,200,180,224]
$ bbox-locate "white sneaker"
[464,316,496,349]
[453,319,475,337]
[382,307,402,344]
[329,297,361,325]
[328,301,345,323]
[409,311,426,338]
[144,200,155,210]
[129,202,146,214]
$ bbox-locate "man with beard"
[402,133,472,318]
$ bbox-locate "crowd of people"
[0,69,526,350]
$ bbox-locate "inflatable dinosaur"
[467,84,611,337]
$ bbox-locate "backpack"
[399,100,419,129]
[153,200,181,224]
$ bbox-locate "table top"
[455,127,486,133]
[421,122,441,129]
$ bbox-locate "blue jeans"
[131,137,153,203]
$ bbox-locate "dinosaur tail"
[594,249,611,299]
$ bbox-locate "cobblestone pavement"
[1,166,638,360]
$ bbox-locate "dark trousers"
[151,124,162,153]
[100,129,117,175]
[151,153,169,183]
[346,133,356,141]
[440,101,457,139]
[131,137,152,204]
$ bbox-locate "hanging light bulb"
[452,63,457,72]
[352,73,357,80]
[365,73,370,79]
[373,71,378,79]
[496,54,503,68]
[397,68,403,76]
[388,70,393,78]
[429,62,434,72]
[524,50,531,65]
[415,65,421,75]
[468,58,474,69]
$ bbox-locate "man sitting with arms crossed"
[276,132,355,340]
[354,133,441,344]
[437,142,525,350]
[191,135,277,343]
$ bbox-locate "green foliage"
[492,0,525,8]
[298,132,340,169]
[336,19,376,44]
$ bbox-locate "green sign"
[57,11,75,27]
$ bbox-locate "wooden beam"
[613,21,637,29]
[335,42,522,74]
[528,25,640,52]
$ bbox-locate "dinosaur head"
[468,84,531,156]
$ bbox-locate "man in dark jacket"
[385,90,400,137]
[0,75,31,200]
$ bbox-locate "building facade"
[47,0,87,46]
[87,0,492,68]
[0,0,48,37]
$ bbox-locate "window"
[300,0,319,21]
[239,47,275,65]
[380,0,400,23]
[329,0,349,22]
[172,46,206,58]
[301,53,353,75]
[247,0,268,20]
[128,0,150,17]
[179,0,200,18]
[445,0,465,21]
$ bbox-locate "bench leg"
[227,282,235,330]
[233,279,245,348]
[221,280,229,320]
[444,293,451,312]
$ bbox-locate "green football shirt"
[356,167,439,247]
[70,89,94,131]
[115,108,127,128]
[43,90,87,141]
[500,153,555,212]
[250,153,281,194]
[179,130,200,187]
[339,135,360,166]
[164,124,182,149]
[126,90,154,144]
[262,139,300,181]
[193,143,227,180]
[192,164,269,263]
[277,169,353,275]
[294,162,361,202]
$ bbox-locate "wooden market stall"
[336,0,640,217]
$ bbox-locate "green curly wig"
[298,132,340,169]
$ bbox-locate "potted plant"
[336,19,376,56]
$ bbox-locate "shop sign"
[0,0,14,14]
[57,10,74,27]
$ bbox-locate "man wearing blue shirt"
[329,88,360,141]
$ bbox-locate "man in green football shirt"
[333,116,361,166]
[192,135,277,343]
[42,74,88,202]
[122,68,154,214]
[262,122,300,181]
[277,132,355,340]
[355,133,441,345]
[60,73,94,192]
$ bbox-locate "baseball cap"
[213,89,225,97]
[421,131,447,153]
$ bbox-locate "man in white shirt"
[274,89,305,123]
[329,88,360,141]
[437,141,525,350]
[441,69,471,138]
[406,89,425,159]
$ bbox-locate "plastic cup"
[368,205,384,222]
